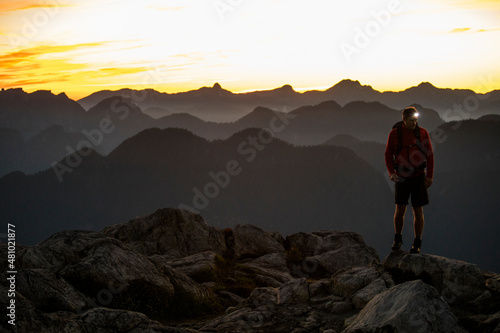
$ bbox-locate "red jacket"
[385,123,434,178]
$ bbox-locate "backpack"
[392,121,427,172]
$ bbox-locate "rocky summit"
[1,208,499,332]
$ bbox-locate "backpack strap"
[414,124,427,155]
[393,121,427,157]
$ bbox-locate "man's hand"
[390,173,399,183]
[425,177,433,188]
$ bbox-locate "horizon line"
[2,79,496,101]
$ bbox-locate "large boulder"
[20,230,113,270]
[286,230,373,256]
[332,266,394,309]
[278,278,310,304]
[16,268,87,313]
[308,245,379,277]
[230,224,285,260]
[151,259,221,319]
[383,251,485,303]
[103,208,226,258]
[244,252,294,285]
[343,280,467,333]
[18,224,219,322]
[286,230,380,278]
[0,283,53,332]
[154,251,218,283]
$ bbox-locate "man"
[384,106,434,254]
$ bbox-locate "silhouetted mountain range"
[1,85,499,272]
[154,100,443,145]
[324,134,386,173]
[0,125,104,177]
[0,127,393,258]
[0,88,88,138]
[77,80,500,122]
[1,88,446,177]
[2,117,500,271]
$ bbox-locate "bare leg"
[394,204,407,234]
[412,206,425,238]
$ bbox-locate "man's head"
[402,107,419,130]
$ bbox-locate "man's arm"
[384,130,398,181]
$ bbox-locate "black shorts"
[395,175,429,207]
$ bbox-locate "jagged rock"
[267,230,286,246]
[244,252,294,284]
[152,251,217,283]
[6,207,499,332]
[153,263,221,319]
[332,266,381,297]
[285,232,323,257]
[219,291,245,306]
[286,230,370,257]
[343,280,467,333]
[332,266,392,308]
[383,251,485,303]
[20,230,113,270]
[286,231,379,278]
[461,311,500,333]
[351,278,388,309]
[309,279,332,299]
[241,287,279,309]
[103,208,226,258]
[15,268,87,313]
[20,224,219,321]
[195,302,274,332]
[1,283,52,332]
[80,307,161,332]
[278,278,309,304]
[487,274,500,292]
[308,244,380,278]
[231,224,285,260]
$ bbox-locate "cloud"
[0,0,72,13]
[448,27,500,34]
[449,27,471,33]
[0,41,153,90]
[0,42,106,68]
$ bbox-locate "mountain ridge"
[75,79,500,121]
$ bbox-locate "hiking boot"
[410,238,422,254]
[391,234,403,251]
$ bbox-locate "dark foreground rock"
[1,208,499,332]
[344,280,466,333]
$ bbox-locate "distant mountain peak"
[212,82,222,90]
[278,84,295,91]
[417,82,436,88]
[408,82,439,92]
[328,79,375,93]
[337,79,362,86]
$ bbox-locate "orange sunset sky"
[1,0,500,100]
